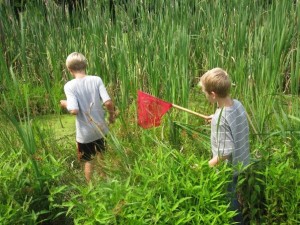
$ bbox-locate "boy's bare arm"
[103,100,116,124]
[60,100,78,115]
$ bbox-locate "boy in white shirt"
[60,52,116,183]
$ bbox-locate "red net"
[137,90,172,129]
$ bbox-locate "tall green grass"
[1,0,299,128]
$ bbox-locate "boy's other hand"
[205,114,214,123]
[60,100,67,108]
[108,110,120,124]
[209,156,218,167]
[108,114,116,124]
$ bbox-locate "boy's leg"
[84,161,93,183]
[77,142,96,183]
[228,175,244,225]
[77,139,106,182]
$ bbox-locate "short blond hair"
[66,52,87,71]
[199,67,231,98]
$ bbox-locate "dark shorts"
[77,138,106,161]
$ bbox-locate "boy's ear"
[68,68,74,75]
[211,91,217,99]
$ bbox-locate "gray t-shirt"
[211,99,250,172]
[64,75,111,143]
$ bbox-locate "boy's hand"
[209,156,218,167]
[60,100,67,109]
[108,109,119,124]
[108,114,116,124]
[205,114,214,123]
[103,100,117,124]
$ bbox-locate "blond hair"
[66,52,87,71]
[199,67,231,98]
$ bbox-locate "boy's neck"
[72,70,86,78]
[217,96,233,108]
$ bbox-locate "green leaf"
[171,197,192,212]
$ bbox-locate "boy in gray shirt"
[199,67,250,224]
[60,52,116,183]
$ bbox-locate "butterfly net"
[137,90,172,129]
